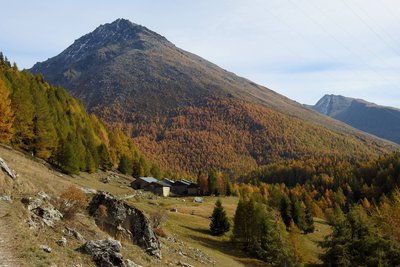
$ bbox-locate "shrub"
[149,209,168,229]
[53,185,88,219]
[153,227,167,238]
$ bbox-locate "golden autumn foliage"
[0,79,14,143]
[53,185,88,219]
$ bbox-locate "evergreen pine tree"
[280,195,292,228]
[290,196,305,231]
[150,163,161,178]
[97,143,112,170]
[210,199,230,236]
[320,205,400,266]
[304,206,315,234]
[31,81,57,159]
[118,155,133,175]
[57,138,80,175]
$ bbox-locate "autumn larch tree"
[0,79,14,143]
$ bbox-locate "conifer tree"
[10,77,35,150]
[290,196,305,231]
[304,206,315,234]
[31,80,57,159]
[118,155,133,175]
[280,195,292,228]
[57,139,80,175]
[320,205,400,266]
[150,163,161,178]
[97,143,112,170]
[210,199,230,236]
[0,79,14,143]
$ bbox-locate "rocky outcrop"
[0,157,16,179]
[80,238,124,267]
[21,192,63,228]
[88,192,161,258]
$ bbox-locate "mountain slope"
[30,19,396,174]
[312,94,400,144]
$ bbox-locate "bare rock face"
[81,238,124,267]
[87,192,161,258]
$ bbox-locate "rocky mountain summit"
[312,94,400,144]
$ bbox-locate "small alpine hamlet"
[1,1,400,266]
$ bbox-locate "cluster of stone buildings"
[130,177,200,197]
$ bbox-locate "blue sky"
[1,0,400,108]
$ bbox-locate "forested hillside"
[0,53,154,176]
[30,19,396,176]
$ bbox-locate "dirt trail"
[0,203,19,267]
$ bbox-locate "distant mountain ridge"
[30,19,396,174]
[312,94,400,144]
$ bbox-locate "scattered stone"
[80,238,124,267]
[124,259,144,267]
[193,197,203,203]
[56,237,67,247]
[178,261,194,267]
[88,192,162,259]
[64,227,85,241]
[50,264,57,267]
[170,208,178,212]
[0,195,12,202]
[101,176,111,183]
[0,157,16,179]
[80,187,97,194]
[40,244,52,253]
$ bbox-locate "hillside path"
[0,202,19,267]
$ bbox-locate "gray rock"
[80,238,124,267]
[80,187,97,194]
[0,157,16,179]
[64,227,85,241]
[179,262,194,267]
[124,259,143,267]
[87,192,162,259]
[22,192,63,228]
[56,237,67,247]
[0,195,12,202]
[40,244,52,253]
[40,205,63,227]
[193,197,203,203]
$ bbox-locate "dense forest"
[193,152,400,265]
[0,53,159,177]
[133,97,388,176]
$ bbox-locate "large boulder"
[88,192,161,259]
[81,238,124,267]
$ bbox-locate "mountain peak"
[313,94,353,116]
[33,19,168,68]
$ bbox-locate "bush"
[149,209,168,229]
[153,227,167,238]
[53,185,88,219]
